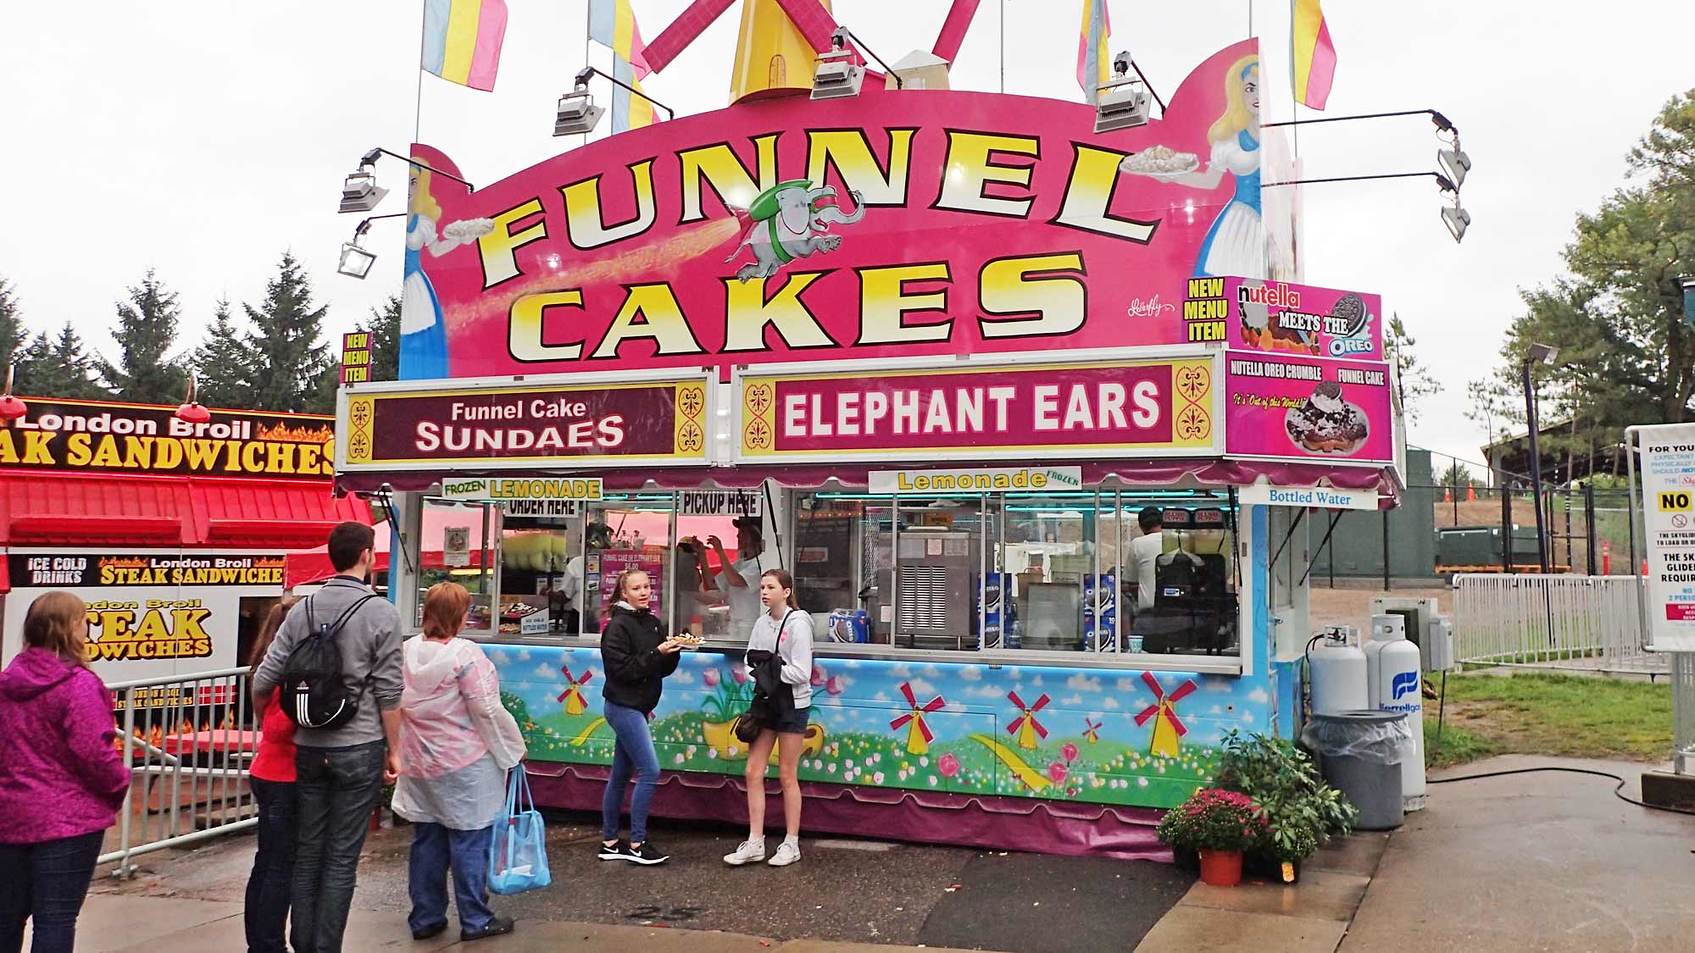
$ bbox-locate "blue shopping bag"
[488,769,551,895]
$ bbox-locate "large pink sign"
[1224,352,1393,464]
[738,357,1216,462]
[398,40,1276,381]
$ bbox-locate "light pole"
[1521,343,1559,573]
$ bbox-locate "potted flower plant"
[1155,787,1266,887]
[1215,730,1358,883]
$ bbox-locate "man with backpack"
[252,522,403,953]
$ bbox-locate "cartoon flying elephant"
[726,179,865,282]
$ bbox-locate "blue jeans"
[244,778,296,953]
[291,741,386,953]
[407,823,494,935]
[0,830,105,953]
[601,702,660,844]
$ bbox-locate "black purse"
[732,611,796,743]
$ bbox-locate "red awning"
[0,472,371,551]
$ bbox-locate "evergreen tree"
[192,299,259,409]
[1384,313,1440,424]
[0,276,23,371]
[98,269,186,404]
[16,324,110,399]
[363,295,401,382]
[244,252,332,412]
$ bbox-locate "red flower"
[938,753,960,778]
[1061,743,1079,763]
[1047,761,1068,784]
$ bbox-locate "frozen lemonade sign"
[738,357,1215,462]
[404,40,1270,381]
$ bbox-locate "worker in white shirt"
[707,517,774,637]
[1131,507,1167,610]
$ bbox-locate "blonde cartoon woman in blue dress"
[1121,54,1263,278]
[400,168,493,379]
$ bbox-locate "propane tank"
[1309,627,1369,716]
[1364,613,1404,708]
[1373,621,1427,812]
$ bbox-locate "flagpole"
[413,0,428,142]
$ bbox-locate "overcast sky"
[3,1,1692,471]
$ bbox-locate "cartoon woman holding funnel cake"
[400,167,493,379]
[1121,54,1263,278]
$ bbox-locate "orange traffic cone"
[1443,486,1453,503]
[1466,484,1477,502]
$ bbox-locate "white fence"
[1451,574,1664,675]
[101,667,258,877]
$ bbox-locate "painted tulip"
[811,665,827,687]
[731,664,748,684]
[703,668,721,688]
[826,676,845,695]
[938,753,960,778]
[1062,743,1079,763]
[1047,761,1068,784]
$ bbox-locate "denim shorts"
[769,705,810,735]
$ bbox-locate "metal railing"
[1451,574,1665,675]
[101,667,258,877]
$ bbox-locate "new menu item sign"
[338,375,711,470]
[1638,423,1695,649]
[737,357,1216,463]
[1223,352,1393,465]
[1183,277,1383,359]
[0,398,335,478]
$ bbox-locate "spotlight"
[554,68,604,136]
[1430,110,1455,135]
[1527,342,1559,365]
[1441,202,1470,244]
[1434,173,1458,196]
[1438,144,1471,189]
[339,167,387,214]
[337,220,377,278]
[812,30,864,100]
[1094,52,1150,133]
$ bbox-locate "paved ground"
[1340,755,1695,953]
[88,812,1192,953]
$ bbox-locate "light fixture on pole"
[556,66,674,137]
[1441,201,1470,244]
[1438,142,1471,189]
[812,29,865,100]
[334,212,404,279]
[175,369,212,425]
[1680,275,1695,330]
[0,364,27,422]
[1521,342,1558,573]
[340,148,473,213]
[1094,52,1152,133]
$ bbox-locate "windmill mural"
[1006,690,1050,750]
[1134,672,1197,759]
[639,0,982,105]
[1082,718,1103,744]
[889,681,945,755]
[557,665,594,716]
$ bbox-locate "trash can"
[1300,710,1413,831]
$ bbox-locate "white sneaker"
[723,838,766,866]
[767,841,801,867]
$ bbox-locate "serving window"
[792,489,1240,660]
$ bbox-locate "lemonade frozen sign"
[869,466,1084,494]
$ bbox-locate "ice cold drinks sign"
[738,358,1216,461]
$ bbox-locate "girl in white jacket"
[724,569,813,868]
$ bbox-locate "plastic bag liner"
[1301,710,1414,765]
[488,770,551,895]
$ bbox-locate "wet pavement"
[92,809,1192,953]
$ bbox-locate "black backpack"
[280,594,380,729]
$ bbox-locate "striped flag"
[1291,0,1336,109]
[589,0,656,132]
[421,0,508,92]
[1076,0,1112,104]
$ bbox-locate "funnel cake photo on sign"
[1284,381,1369,454]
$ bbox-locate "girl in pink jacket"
[0,592,130,953]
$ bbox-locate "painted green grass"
[1435,672,1671,762]
[509,696,1221,807]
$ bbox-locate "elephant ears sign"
[398,39,1304,382]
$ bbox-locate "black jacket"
[598,603,678,714]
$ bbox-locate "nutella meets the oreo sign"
[1224,351,1393,465]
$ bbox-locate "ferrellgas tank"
[1375,637,1426,811]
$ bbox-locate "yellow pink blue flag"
[1076,0,1112,104]
[589,0,656,132]
[422,0,508,92]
